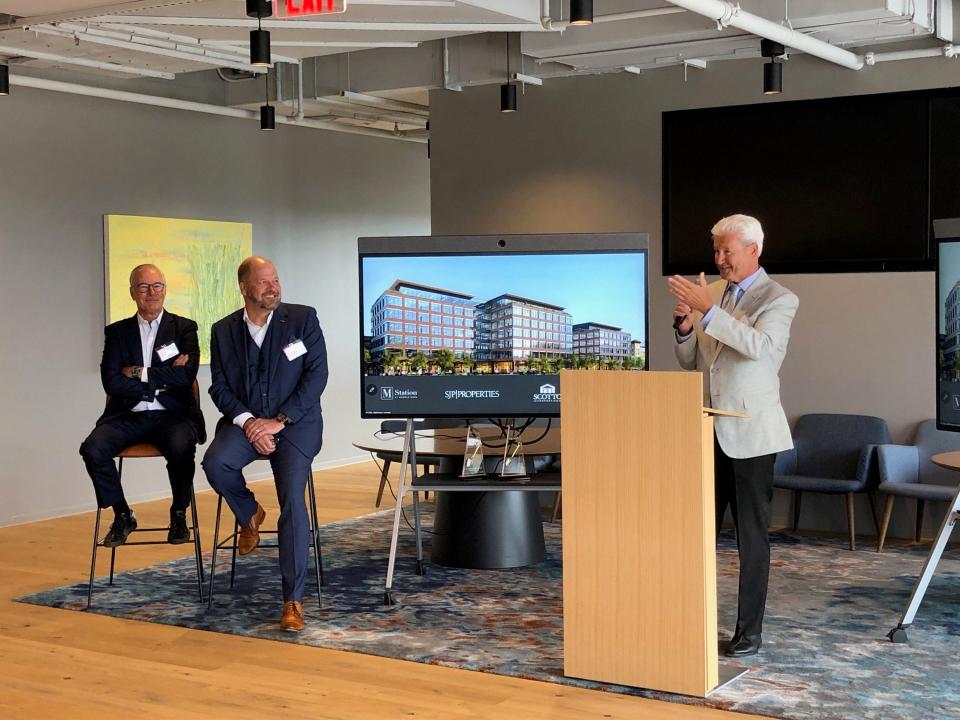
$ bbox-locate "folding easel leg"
[384,420,414,606]
[208,495,224,610]
[888,486,960,642]
[87,507,102,609]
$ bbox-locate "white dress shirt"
[233,309,274,428]
[132,310,165,412]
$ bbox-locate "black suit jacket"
[209,303,328,458]
[98,311,206,443]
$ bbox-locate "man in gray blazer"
[668,214,798,657]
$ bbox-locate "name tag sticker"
[156,342,179,362]
[283,340,307,361]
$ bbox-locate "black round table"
[354,427,561,569]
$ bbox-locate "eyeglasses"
[134,282,166,294]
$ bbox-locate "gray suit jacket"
[674,269,798,459]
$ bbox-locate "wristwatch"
[275,412,294,427]
[131,365,144,380]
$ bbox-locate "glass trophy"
[500,426,527,477]
[460,425,486,478]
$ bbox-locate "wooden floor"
[0,461,761,720]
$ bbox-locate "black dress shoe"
[167,509,190,544]
[102,510,138,548]
[725,633,762,657]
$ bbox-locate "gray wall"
[0,86,430,526]
[430,53,957,539]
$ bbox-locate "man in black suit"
[80,264,205,547]
[202,256,328,632]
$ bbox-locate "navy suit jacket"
[98,311,206,443]
[209,303,328,458]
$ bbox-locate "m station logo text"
[379,387,418,401]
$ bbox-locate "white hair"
[711,214,764,255]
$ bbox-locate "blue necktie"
[723,283,741,312]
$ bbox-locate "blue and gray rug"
[17,509,960,720]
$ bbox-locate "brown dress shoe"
[238,503,266,556]
[281,600,305,632]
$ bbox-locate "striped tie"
[722,283,741,312]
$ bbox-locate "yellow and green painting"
[104,215,252,364]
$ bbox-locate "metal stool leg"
[229,520,239,588]
[189,485,204,602]
[306,471,323,606]
[108,457,124,586]
[208,494,224,610]
[87,507,102,609]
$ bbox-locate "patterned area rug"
[17,508,960,720]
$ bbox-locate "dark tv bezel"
[661,87,951,276]
[935,218,960,433]
[357,233,650,419]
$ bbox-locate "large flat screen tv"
[664,90,937,274]
[936,218,960,431]
[358,234,649,418]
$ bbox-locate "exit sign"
[275,0,347,18]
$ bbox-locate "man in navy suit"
[80,264,205,548]
[202,256,328,632]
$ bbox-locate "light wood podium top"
[931,451,960,472]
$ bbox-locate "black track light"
[248,0,272,67]
[763,61,782,95]
[570,0,593,26]
[250,29,271,66]
[260,71,275,130]
[500,32,517,113]
[760,38,784,95]
[246,0,272,18]
[0,64,8,96]
[260,104,275,130]
[500,82,517,112]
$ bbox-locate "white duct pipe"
[0,44,174,79]
[664,0,864,70]
[541,0,685,30]
[8,74,426,143]
[866,45,959,63]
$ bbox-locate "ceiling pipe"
[8,74,426,143]
[866,44,959,64]
[542,3,687,30]
[27,24,268,73]
[663,0,864,69]
[87,16,552,32]
[49,21,301,65]
[0,43,174,79]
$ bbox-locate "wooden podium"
[560,369,721,697]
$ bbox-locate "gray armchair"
[876,419,960,552]
[774,413,890,550]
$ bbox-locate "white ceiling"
[0,1,954,138]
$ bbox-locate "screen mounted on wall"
[358,234,649,418]
[663,90,936,274]
[936,218,960,432]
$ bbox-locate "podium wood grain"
[560,370,718,697]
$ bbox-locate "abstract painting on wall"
[104,214,253,364]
